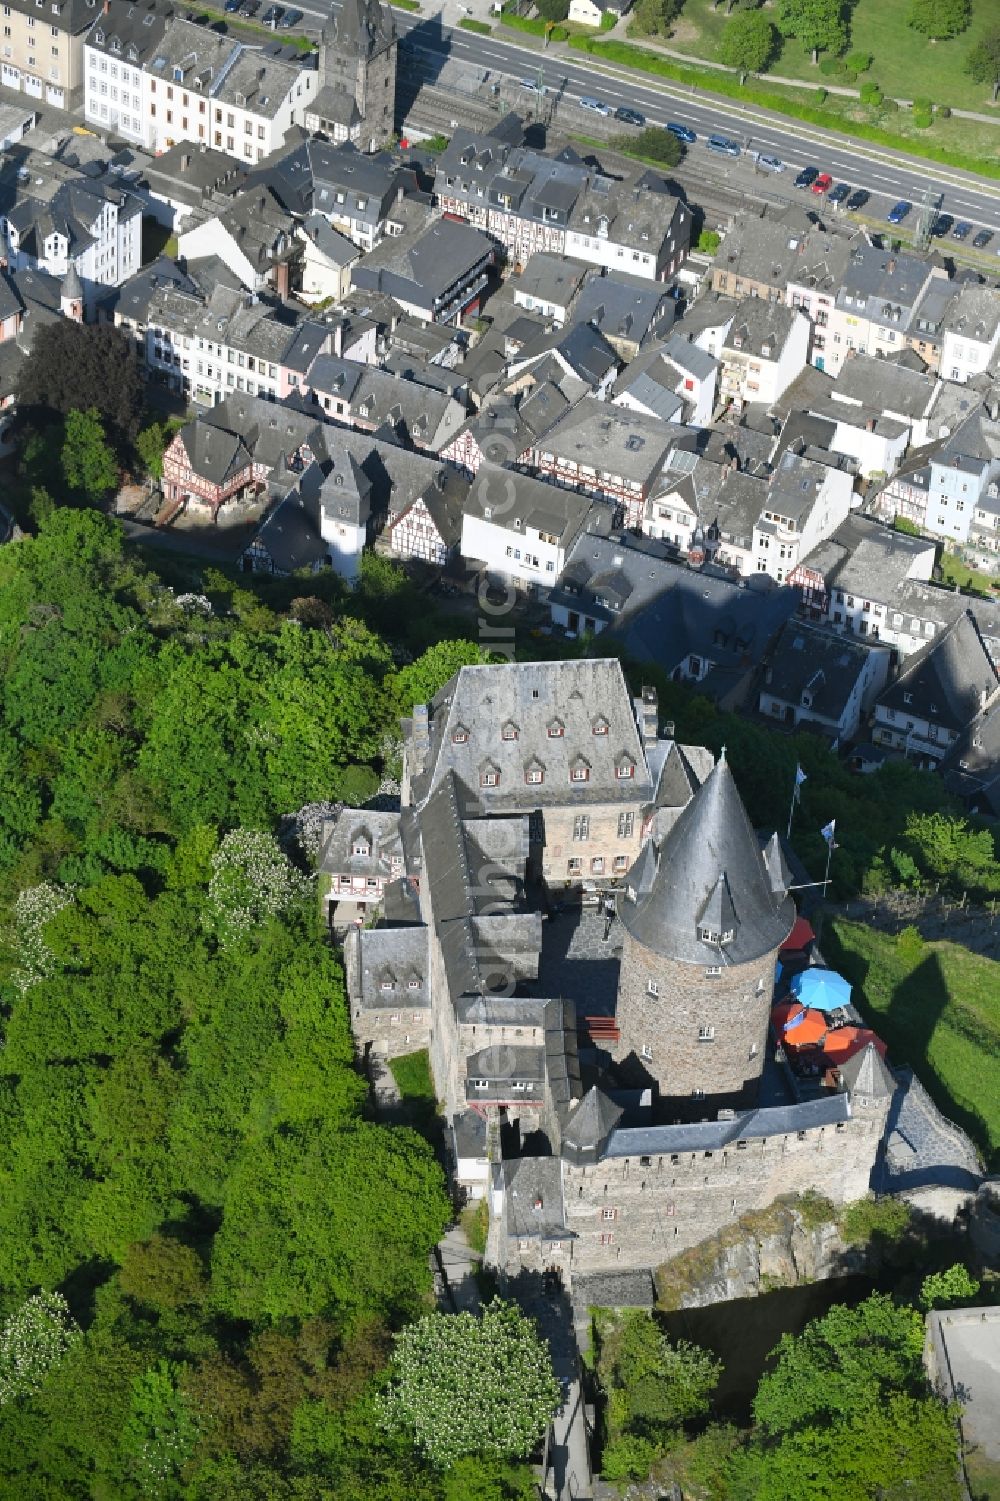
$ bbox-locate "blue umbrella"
[789,968,851,1012]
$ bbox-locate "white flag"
[795,764,807,787]
[820,819,837,848]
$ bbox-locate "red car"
[811,173,833,195]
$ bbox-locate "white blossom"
[9,883,74,996]
[0,1292,81,1405]
[206,828,312,945]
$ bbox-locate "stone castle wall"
[497,1107,888,1281]
[540,800,646,888]
[614,940,781,1107]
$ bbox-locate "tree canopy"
[774,0,847,60]
[908,0,970,39]
[15,321,144,452]
[719,10,778,71]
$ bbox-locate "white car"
[579,96,612,115]
[757,154,785,173]
[520,78,547,94]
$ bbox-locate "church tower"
[316,0,397,153]
[614,751,795,1113]
[60,264,84,323]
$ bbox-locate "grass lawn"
[388,1049,440,1138]
[940,550,999,596]
[826,919,1000,1169]
[665,0,1000,114]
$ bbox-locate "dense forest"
[0,512,541,1498]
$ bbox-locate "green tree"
[135,420,182,482]
[379,1300,560,1468]
[753,1294,926,1435]
[61,408,119,503]
[908,0,970,39]
[775,0,847,62]
[534,0,569,18]
[966,28,1000,100]
[920,1263,981,1309]
[617,127,684,165]
[118,1360,199,1496]
[119,1235,207,1312]
[630,0,682,38]
[719,10,777,70]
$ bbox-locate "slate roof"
[619,752,795,966]
[572,272,673,348]
[534,398,682,484]
[600,1089,850,1158]
[839,1041,896,1100]
[348,925,430,1009]
[407,658,654,812]
[515,252,588,309]
[836,244,937,323]
[352,214,493,310]
[763,620,876,724]
[318,807,402,880]
[465,461,612,551]
[829,354,936,420]
[723,298,800,360]
[877,609,999,731]
[561,1084,624,1163]
[86,0,174,66]
[301,213,359,268]
[801,514,933,603]
[943,282,1000,344]
[502,1155,568,1241]
[716,211,855,296]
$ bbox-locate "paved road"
[294,1,1000,241]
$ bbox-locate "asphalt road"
[287,0,1000,244]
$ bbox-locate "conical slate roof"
[763,832,794,900]
[839,1041,895,1100]
[624,836,658,902]
[620,752,794,966]
[61,264,83,303]
[562,1085,623,1156]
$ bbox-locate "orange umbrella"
[772,1000,805,1032]
[821,1027,886,1065]
[781,1008,828,1049]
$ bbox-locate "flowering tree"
[379,1299,560,1468]
[118,1359,198,1495]
[206,829,312,944]
[0,1291,81,1405]
[9,882,74,995]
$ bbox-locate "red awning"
[781,916,816,954]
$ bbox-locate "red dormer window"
[525,763,544,785]
[616,758,635,780]
[592,716,609,736]
[502,721,519,741]
[452,724,470,745]
[569,758,591,784]
[547,718,564,738]
[480,764,500,788]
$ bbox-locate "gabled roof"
[839,1040,896,1100]
[562,1085,624,1159]
[619,751,794,966]
[877,609,999,732]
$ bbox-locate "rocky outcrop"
[654,1195,874,1311]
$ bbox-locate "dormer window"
[380,979,395,992]
[547,718,564,738]
[616,756,635,781]
[698,926,735,945]
[569,757,591,784]
[407,977,421,990]
[525,761,544,785]
[480,762,500,788]
[452,724,470,744]
[592,716,609,736]
[351,836,371,857]
[501,720,519,741]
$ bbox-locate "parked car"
[930,213,954,237]
[239,0,261,14]
[520,78,546,94]
[579,96,611,115]
[707,134,740,156]
[261,4,283,21]
[952,220,973,241]
[845,188,870,211]
[279,6,303,22]
[811,172,833,195]
[794,165,819,188]
[665,120,695,142]
[224,0,242,12]
[887,200,912,225]
[757,154,784,173]
[827,182,850,204]
[616,106,645,126]
[973,228,993,249]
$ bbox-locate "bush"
[697,228,721,253]
[816,85,828,102]
[797,1189,836,1230]
[912,94,933,127]
[534,0,569,18]
[460,1197,490,1257]
[819,56,842,76]
[601,7,616,23]
[459,15,491,30]
[920,1263,981,1310]
[839,1195,912,1247]
[845,49,873,73]
[550,23,569,39]
[937,103,951,118]
[601,1434,659,1481]
[860,80,883,106]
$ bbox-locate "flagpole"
[823,837,833,892]
[787,767,800,842]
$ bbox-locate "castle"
[327,659,895,1285]
[305,0,397,153]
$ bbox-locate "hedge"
[502,11,548,33]
[459,16,492,30]
[566,36,1000,178]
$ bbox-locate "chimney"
[102,0,109,12]
[637,686,658,748]
[887,257,896,274]
[411,702,430,763]
[181,152,191,171]
[866,417,876,432]
[663,719,675,740]
[333,319,344,357]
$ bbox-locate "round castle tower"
[614,751,795,1112]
